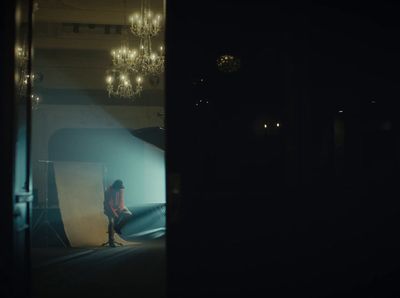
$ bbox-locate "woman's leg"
[107,216,115,246]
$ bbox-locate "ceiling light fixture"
[105,0,143,99]
[217,55,240,73]
[129,0,164,77]
[16,45,41,109]
[105,0,164,99]
[129,0,162,38]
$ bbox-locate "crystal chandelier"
[105,0,164,99]
[111,46,137,69]
[129,0,165,77]
[105,0,143,99]
[132,40,164,76]
[106,44,143,98]
[16,45,41,109]
[130,0,162,38]
[106,43,144,98]
[106,69,143,98]
[31,93,40,110]
[217,55,241,73]
[16,45,29,96]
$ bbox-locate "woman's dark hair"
[112,179,125,189]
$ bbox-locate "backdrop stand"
[33,160,67,247]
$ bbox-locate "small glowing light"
[106,76,113,83]
[217,55,241,73]
[31,94,40,103]
[141,45,144,49]
[120,75,126,80]
[136,76,142,83]
[151,53,156,60]
[264,124,267,128]
[160,46,164,51]
[16,46,23,55]
[200,100,202,103]
[124,81,129,86]
[339,110,343,113]
[276,123,280,127]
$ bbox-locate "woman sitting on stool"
[103,179,133,247]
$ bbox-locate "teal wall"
[48,128,165,206]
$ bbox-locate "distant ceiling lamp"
[16,45,28,67]
[217,55,241,73]
[16,45,29,96]
[16,45,42,109]
[129,0,164,77]
[31,94,40,110]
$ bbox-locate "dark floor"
[31,240,165,298]
[167,189,400,298]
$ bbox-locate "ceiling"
[33,0,165,105]
[36,0,165,25]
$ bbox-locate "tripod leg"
[47,223,68,247]
[32,211,44,232]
